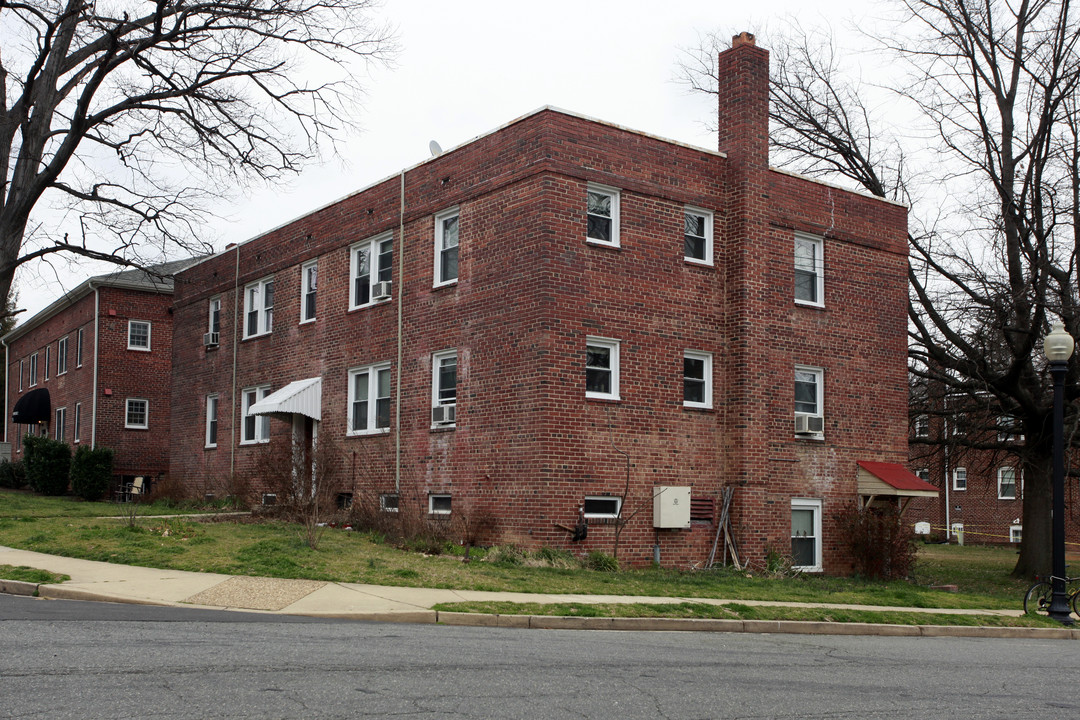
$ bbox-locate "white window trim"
[433,208,460,288]
[953,467,967,491]
[431,349,458,427]
[125,398,149,430]
[55,407,66,441]
[791,498,823,573]
[73,403,82,444]
[127,320,151,351]
[998,467,1018,500]
[915,469,930,482]
[29,353,38,387]
[683,206,714,266]
[57,337,68,375]
[205,394,219,449]
[914,414,929,438]
[586,183,621,248]
[683,350,713,409]
[300,260,318,324]
[350,233,394,309]
[44,345,51,380]
[348,362,392,436]
[240,385,271,444]
[583,495,622,519]
[794,232,825,308]
[76,328,84,368]
[428,493,452,515]
[208,296,222,334]
[794,365,824,425]
[586,336,621,401]
[243,277,275,339]
[18,360,23,392]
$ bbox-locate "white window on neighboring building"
[998,414,1023,442]
[431,350,458,427]
[244,277,274,338]
[586,337,620,400]
[125,398,149,429]
[380,494,400,513]
[208,296,221,336]
[433,209,459,287]
[55,407,66,441]
[998,467,1018,500]
[128,320,151,351]
[241,385,271,443]
[429,494,452,515]
[583,496,622,519]
[205,394,219,449]
[684,207,713,265]
[73,403,81,444]
[349,363,391,435]
[76,328,84,367]
[300,260,318,323]
[29,353,38,386]
[791,498,823,572]
[914,414,929,438]
[794,366,824,435]
[586,184,620,247]
[916,469,931,483]
[953,467,967,491]
[794,232,824,306]
[44,345,51,380]
[683,350,713,409]
[350,233,393,308]
[57,337,68,375]
[1010,525,1023,543]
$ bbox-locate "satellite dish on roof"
[429,140,443,157]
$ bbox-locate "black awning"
[12,388,50,424]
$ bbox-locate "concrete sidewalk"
[2,545,1076,639]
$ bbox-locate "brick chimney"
[716,32,769,169]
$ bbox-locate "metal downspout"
[2,338,7,444]
[395,169,405,493]
[91,287,100,449]
[230,245,240,479]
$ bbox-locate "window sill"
[124,426,150,431]
[586,239,621,250]
[794,434,825,442]
[347,298,392,314]
[586,394,621,403]
[239,439,270,446]
[242,332,272,342]
[683,404,714,412]
[347,429,391,437]
[127,347,152,352]
[794,300,825,310]
[430,424,456,432]
[432,280,458,291]
[683,258,714,268]
[299,319,316,326]
[205,445,217,450]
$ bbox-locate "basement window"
[583,496,621,519]
[380,494,399,513]
[429,494,452,515]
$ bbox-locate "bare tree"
[677,1,1080,578]
[0,0,395,308]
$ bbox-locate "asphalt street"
[2,595,1077,719]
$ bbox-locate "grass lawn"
[0,489,1035,612]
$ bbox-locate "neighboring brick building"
[3,261,196,482]
[167,34,923,571]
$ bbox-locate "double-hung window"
[434,209,459,287]
[205,394,219,448]
[74,403,82,444]
[44,346,51,380]
[128,320,151,351]
[684,208,713,264]
[76,328,84,367]
[586,184,620,247]
[244,278,274,338]
[351,233,393,308]
[208,296,221,336]
[794,366,824,432]
[241,386,271,443]
[683,350,713,409]
[301,261,318,323]
[914,414,929,438]
[29,353,38,386]
[791,499,823,572]
[57,337,68,375]
[18,360,23,392]
[55,407,66,441]
[586,337,620,400]
[953,467,967,491]
[432,350,458,427]
[998,467,1018,500]
[794,233,824,306]
[349,363,391,435]
[125,398,149,429]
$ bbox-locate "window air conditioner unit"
[795,414,824,435]
[372,281,392,300]
[431,404,456,425]
[203,332,219,347]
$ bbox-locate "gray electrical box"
[653,486,691,528]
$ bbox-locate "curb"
[0,579,39,597]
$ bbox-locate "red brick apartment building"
[165,34,926,571]
[907,406,1080,547]
[3,261,196,481]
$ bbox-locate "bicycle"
[1023,575,1080,616]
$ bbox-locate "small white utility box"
[653,486,691,529]
[914,522,931,535]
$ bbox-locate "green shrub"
[0,459,27,489]
[70,445,115,501]
[23,435,72,496]
[834,504,918,580]
[585,550,619,572]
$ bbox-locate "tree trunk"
[1014,449,1052,578]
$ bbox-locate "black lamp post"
[1043,321,1074,625]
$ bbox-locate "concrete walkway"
[2,545,1076,639]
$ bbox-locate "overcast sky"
[15,0,881,323]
